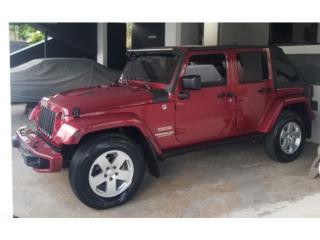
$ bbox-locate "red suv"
[13,46,315,209]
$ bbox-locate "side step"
[162,133,265,158]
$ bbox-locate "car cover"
[10,58,121,103]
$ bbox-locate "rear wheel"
[265,111,305,163]
[69,133,145,209]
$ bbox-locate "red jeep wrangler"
[13,46,315,209]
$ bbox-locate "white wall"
[281,45,320,54]
[97,23,108,66]
[165,23,181,46]
[203,23,218,46]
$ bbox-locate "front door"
[234,49,274,132]
[175,51,235,143]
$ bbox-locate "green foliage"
[26,30,44,44]
[9,23,44,45]
[126,23,132,49]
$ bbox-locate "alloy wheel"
[279,121,302,155]
[88,150,134,197]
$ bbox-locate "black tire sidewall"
[69,135,145,209]
[270,112,305,163]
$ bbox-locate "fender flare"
[258,96,313,133]
[54,112,162,155]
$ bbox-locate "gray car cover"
[10,58,121,103]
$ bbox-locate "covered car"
[10,58,121,104]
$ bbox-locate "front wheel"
[69,133,145,209]
[265,111,306,163]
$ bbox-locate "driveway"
[11,104,320,217]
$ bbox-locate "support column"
[165,23,181,46]
[97,23,108,66]
[317,23,320,43]
[44,31,48,57]
[203,23,218,46]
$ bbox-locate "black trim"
[201,80,227,87]
[162,133,264,158]
[72,107,80,118]
[130,45,271,53]
[168,51,184,93]
[148,89,169,103]
[23,153,49,169]
[186,45,270,50]
[14,134,50,169]
[144,139,160,178]
[127,49,181,58]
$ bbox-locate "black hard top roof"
[128,45,278,54]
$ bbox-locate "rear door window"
[237,51,269,83]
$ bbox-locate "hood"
[46,84,153,115]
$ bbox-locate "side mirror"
[182,75,201,90]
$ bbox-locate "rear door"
[234,49,274,132]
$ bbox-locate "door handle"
[226,92,234,98]
[217,92,226,99]
[257,87,272,94]
[217,92,234,99]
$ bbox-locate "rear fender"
[54,112,162,155]
[258,96,314,133]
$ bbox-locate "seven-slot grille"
[38,106,56,137]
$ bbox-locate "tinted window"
[184,54,227,86]
[237,51,268,83]
[121,54,179,84]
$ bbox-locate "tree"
[9,23,44,45]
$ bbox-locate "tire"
[69,133,145,209]
[265,111,306,163]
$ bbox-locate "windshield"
[120,54,180,84]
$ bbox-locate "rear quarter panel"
[258,94,314,133]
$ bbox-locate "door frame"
[231,48,274,133]
[174,49,237,143]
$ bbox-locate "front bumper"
[12,127,63,172]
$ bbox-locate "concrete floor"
[11,104,320,217]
